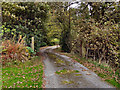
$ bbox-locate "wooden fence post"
[82,42,86,58]
[19,35,22,40]
[31,37,34,51]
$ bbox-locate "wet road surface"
[40,46,115,88]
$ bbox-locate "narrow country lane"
[40,46,115,88]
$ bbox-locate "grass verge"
[54,47,120,88]
[2,56,43,88]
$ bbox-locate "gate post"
[31,37,34,51]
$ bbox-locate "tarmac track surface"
[40,46,115,89]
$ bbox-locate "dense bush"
[72,18,120,68]
[2,2,50,52]
[1,36,33,65]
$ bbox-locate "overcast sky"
[70,0,120,9]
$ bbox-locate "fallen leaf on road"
[101,78,105,81]
[82,69,88,71]
[86,73,91,75]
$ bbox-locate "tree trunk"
[80,40,82,57]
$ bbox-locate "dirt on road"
[40,46,115,88]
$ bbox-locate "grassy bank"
[2,56,44,88]
[54,48,120,88]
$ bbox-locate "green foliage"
[55,69,79,75]
[72,18,120,67]
[51,38,59,45]
[46,11,61,44]
[26,47,36,55]
[2,2,120,68]
[40,42,47,47]
[105,79,120,88]
[48,2,72,52]
[69,2,120,68]
[2,2,50,51]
